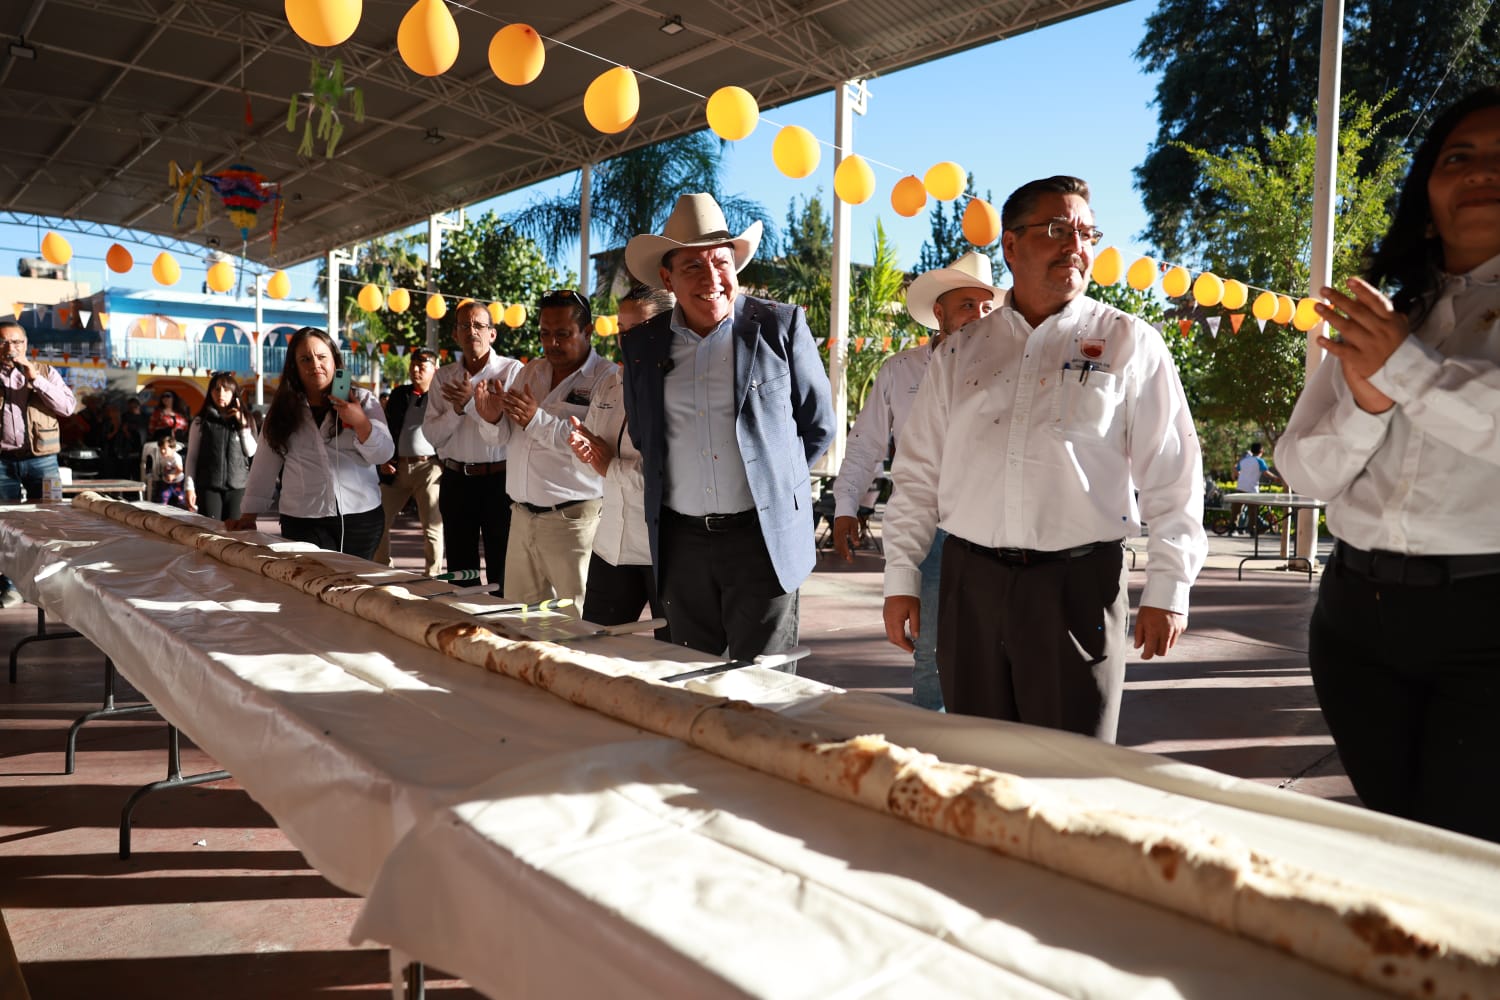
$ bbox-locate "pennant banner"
[1255,317,1267,333]
[1230,313,1245,334]
[1205,316,1221,338]
[1177,318,1194,338]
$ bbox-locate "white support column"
[579,163,592,298]
[425,210,465,350]
[1299,0,1344,561]
[824,79,867,475]
[253,279,265,406]
[326,249,341,345]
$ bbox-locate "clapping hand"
[441,369,474,410]
[567,416,613,475]
[501,384,539,427]
[473,378,506,424]
[1313,277,1402,414]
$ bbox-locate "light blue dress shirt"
[663,296,755,515]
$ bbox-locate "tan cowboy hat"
[905,251,1001,330]
[625,193,763,290]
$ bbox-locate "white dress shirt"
[243,388,393,518]
[578,370,650,566]
[471,350,614,506]
[883,291,1207,614]
[1279,251,1500,555]
[663,297,755,516]
[424,352,524,464]
[832,344,932,519]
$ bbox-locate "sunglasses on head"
[539,289,593,326]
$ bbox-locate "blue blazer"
[621,295,836,593]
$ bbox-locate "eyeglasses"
[1009,220,1104,246]
[454,320,493,331]
[539,289,593,326]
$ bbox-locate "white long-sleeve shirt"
[576,369,650,566]
[242,388,393,518]
[423,352,525,464]
[1278,251,1500,555]
[882,292,1207,614]
[471,350,614,506]
[832,344,932,519]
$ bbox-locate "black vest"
[192,410,248,490]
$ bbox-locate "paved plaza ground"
[0,511,1347,997]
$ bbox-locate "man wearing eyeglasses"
[618,193,835,660]
[471,290,614,610]
[0,320,76,608]
[423,301,523,588]
[881,176,1207,741]
[375,347,444,576]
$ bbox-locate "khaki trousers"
[376,456,444,575]
[503,499,601,613]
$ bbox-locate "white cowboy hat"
[905,251,1001,330]
[625,193,763,289]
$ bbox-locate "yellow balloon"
[1192,272,1224,307]
[1273,295,1295,326]
[41,232,72,266]
[456,298,474,311]
[206,260,235,293]
[284,0,362,47]
[426,293,448,320]
[924,161,965,201]
[890,175,927,218]
[583,66,639,134]
[961,198,1001,246]
[1091,247,1124,286]
[105,243,134,274]
[488,23,544,86]
[1222,279,1249,311]
[594,316,612,335]
[387,287,411,313]
[266,270,291,299]
[503,303,526,328]
[706,86,759,141]
[1126,256,1157,291]
[1293,297,1323,331]
[488,301,505,325]
[1161,265,1190,298]
[771,125,820,179]
[397,0,459,77]
[152,252,182,287]
[357,283,384,312]
[833,155,876,205]
[1251,291,1278,321]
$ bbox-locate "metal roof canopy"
[1,0,1123,267]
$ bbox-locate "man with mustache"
[881,176,1207,741]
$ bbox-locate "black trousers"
[1310,549,1500,842]
[582,553,670,641]
[937,538,1128,741]
[439,468,511,587]
[197,486,246,521]
[279,506,384,561]
[658,510,798,661]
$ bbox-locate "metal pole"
[427,215,443,350]
[326,249,340,345]
[1299,0,1344,562]
[254,279,265,406]
[579,163,592,298]
[825,80,865,475]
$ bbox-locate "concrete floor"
[0,512,1350,998]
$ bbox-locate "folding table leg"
[64,657,157,774]
[118,724,231,859]
[8,608,83,683]
[388,952,425,1000]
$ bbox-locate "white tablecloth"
[6,503,1499,999]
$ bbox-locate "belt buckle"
[463,462,479,477]
[704,513,737,532]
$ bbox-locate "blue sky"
[3,0,1161,301]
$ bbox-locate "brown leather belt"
[957,539,1115,566]
[516,498,588,515]
[442,459,506,476]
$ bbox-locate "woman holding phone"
[226,327,393,559]
[186,371,257,520]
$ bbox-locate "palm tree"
[509,132,773,293]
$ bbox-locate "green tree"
[757,192,834,343]
[436,210,569,360]
[1170,100,1406,441]
[1135,0,1498,257]
[509,132,773,294]
[915,174,1004,279]
[845,220,920,414]
[325,233,428,349]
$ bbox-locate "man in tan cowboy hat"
[828,250,1000,710]
[882,176,1207,742]
[619,193,835,659]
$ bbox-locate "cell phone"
[331,368,352,400]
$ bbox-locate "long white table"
[6,503,1500,999]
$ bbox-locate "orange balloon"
[206,260,235,293]
[923,161,965,201]
[488,23,544,86]
[266,270,291,299]
[1293,297,1323,331]
[487,301,505,325]
[833,155,876,205]
[503,304,526,328]
[583,66,639,134]
[890,175,927,218]
[426,293,447,319]
[357,284,384,312]
[105,243,134,274]
[1161,266,1190,298]
[1126,256,1157,291]
[1251,291,1278,321]
[961,198,1001,246]
[1273,295,1295,326]
[387,287,411,313]
[1222,279,1249,311]
[706,86,759,141]
[1192,272,1224,307]
[398,0,459,77]
[152,253,182,287]
[772,125,820,179]
[285,0,362,46]
[41,232,72,266]
[1091,247,1124,286]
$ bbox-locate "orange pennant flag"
[1229,313,1246,334]
[881,336,892,351]
[1177,318,1194,337]
[917,335,930,346]
[853,337,865,352]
